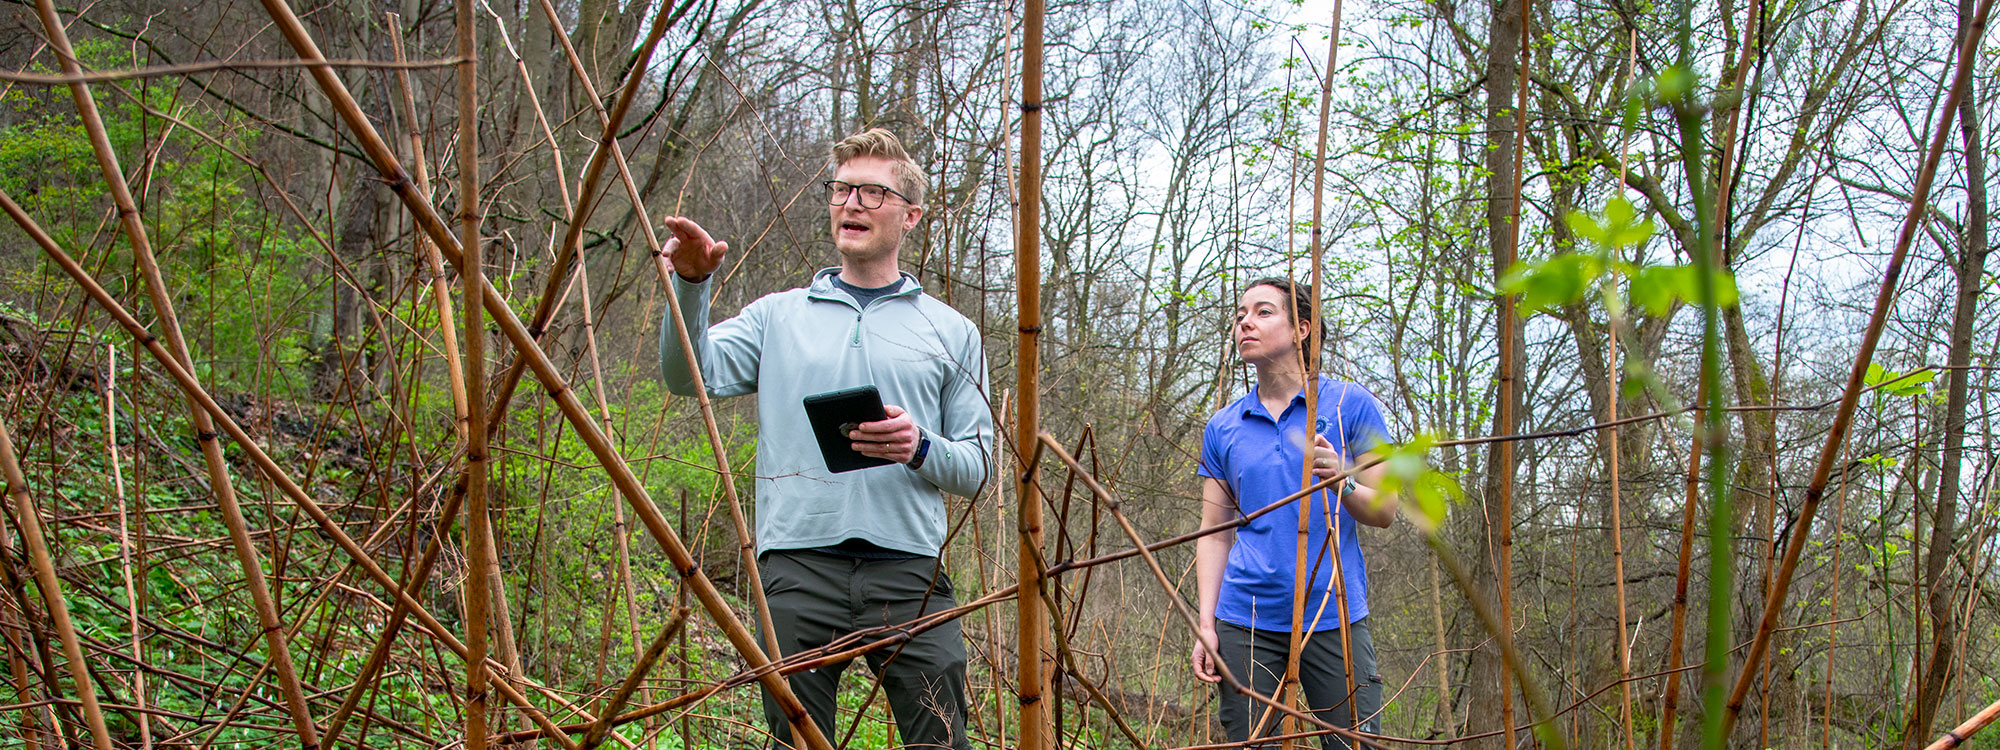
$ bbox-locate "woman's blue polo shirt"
[1198,375,1391,633]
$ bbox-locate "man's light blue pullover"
[660,268,993,557]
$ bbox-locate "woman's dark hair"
[1247,277,1315,326]
[1245,276,1323,357]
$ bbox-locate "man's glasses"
[824,180,910,210]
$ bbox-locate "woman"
[1190,277,1396,749]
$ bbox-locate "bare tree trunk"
[573,0,613,87]
[1901,10,1990,741]
[522,0,556,125]
[315,176,382,400]
[1723,299,1796,739]
[1469,0,1522,740]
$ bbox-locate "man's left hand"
[852,404,920,464]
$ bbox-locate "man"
[658,128,991,750]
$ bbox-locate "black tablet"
[802,386,894,473]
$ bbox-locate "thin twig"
[0,55,468,84]
[580,609,690,750]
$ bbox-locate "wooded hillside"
[0,0,1993,747]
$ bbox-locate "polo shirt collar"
[1239,380,1313,423]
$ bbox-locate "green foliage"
[1374,432,1463,531]
[1864,363,1936,398]
[1859,538,1910,576]
[1500,197,1739,319]
[1625,262,1738,316]
[1500,252,1605,316]
[0,38,317,396]
[1858,452,1899,472]
[1652,65,1699,103]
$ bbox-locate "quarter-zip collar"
[806,267,923,310]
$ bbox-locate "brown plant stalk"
[455,1,493,747]
[102,345,151,749]
[1609,28,1638,750]
[1820,452,1854,750]
[238,2,834,743]
[1496,0,1533,738]
[1283,8,1353,748]
[579,609,691,750]
[0,571,46,749]
[576,243,646,701]
[1016,0,1052,746]
[387,12,471,441]
[0,185,588,750]
[0,416,115,750]
[1923,697,2000,750]
[0,56,464,84]
[28,2,323,743]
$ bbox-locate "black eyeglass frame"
[823,180,911,210]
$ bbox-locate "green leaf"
[1892,369,1937,396]
[1608,215,1657,249]
[1627,264,1678,315]
[1604,196,1635,225]
[1892,369,1934,397]
[1567,198,1656,252]
[1500,253,1604,316]
[1565,210,1607,245]
[1375,433,1464,531]
[1714,269,1740,307]
[1864,363,1892,387]
[1655,65,1697,102]
[1624,263,1738,315]
[1859,452,1899,472]
[1864,364,1935,397]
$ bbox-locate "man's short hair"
[831,128,926,207]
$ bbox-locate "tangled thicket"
[0,0,1995,747]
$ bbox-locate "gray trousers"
[1216,618,1382,750]
[758,549,970,750]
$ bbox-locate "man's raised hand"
[662,216,728,281]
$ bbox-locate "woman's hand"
[1191,627,1221,683]
[1310,434,1347,488]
